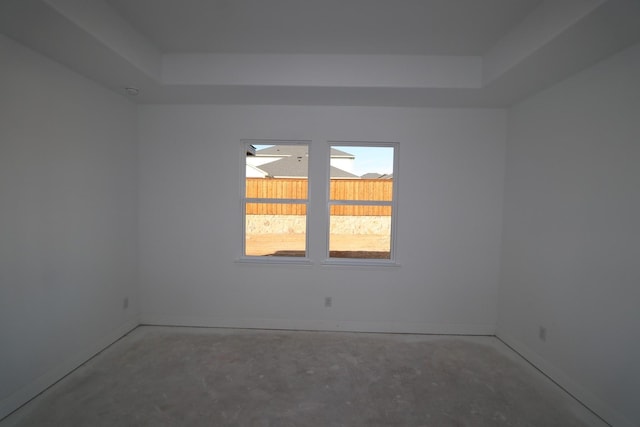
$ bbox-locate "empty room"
[1,0,639,426]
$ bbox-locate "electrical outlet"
[123,297,129,310]
[538,326,547,342]
[325,297,332,308]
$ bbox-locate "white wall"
[498,41,640,427]
[0,35,138,419]
[138,105,506,334]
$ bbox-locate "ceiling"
[105,0,539,55]
[2,0,640,107]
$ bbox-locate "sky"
[253,144,394,176]
[338,146,394,176]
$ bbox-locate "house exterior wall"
[330,157,355,174]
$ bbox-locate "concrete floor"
[1,327,607,427]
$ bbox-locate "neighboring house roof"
[329,147,355,158]
[250,144,358,178]
[258,156,307,178]
[329,166,359,178]
[254,145,354,159]
[361,173,393,179]
[257,156,358,178]
[255,145,308,157]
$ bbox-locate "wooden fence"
[246,178,392,216]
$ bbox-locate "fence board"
[246,178,393,216]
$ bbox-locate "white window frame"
[239,140,312,264]
[324,141,400,266]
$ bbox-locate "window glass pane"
[329,146,394,200]
[245,203,306,257]
[329,205,391,259]
[246,144,308,198]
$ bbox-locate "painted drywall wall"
[0,35,138,419]
[498,41,640,427]
[138,104,506,334]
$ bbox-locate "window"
[241,140,398,265]
[242,141,309,259]
[328,143,397,261]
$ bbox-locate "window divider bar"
[245,198,309,204]
[328,200,392,206]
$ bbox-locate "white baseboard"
[496,330,635,427]
[0,317,139,422]
[139,314,496,336]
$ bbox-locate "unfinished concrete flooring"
[2,327,606,427]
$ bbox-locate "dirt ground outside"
[245,233,391,259]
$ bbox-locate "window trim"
[239,139,312,263]
[324,141,400,266]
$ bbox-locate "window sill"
[321,259,401,268]
[235,257,313,266]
